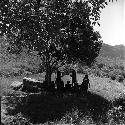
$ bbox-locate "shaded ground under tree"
[4,91,112,124]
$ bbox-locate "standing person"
[49,81,56,95]
[70,69,77,87]
[80,74,90,95]
[55,70,64,97]
[73,82,79,96]
[65,81,71,93]
[55,70,62,90]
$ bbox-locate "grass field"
[1,72,125,124]
[1,73,125,100]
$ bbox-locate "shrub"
[97,63,104,69]
[117,75,124,83]
[110,75,116,81]
[122,71,125,78]
[106,96,125,125]
[107,106,125,125]
[3,113,32,125]
[109,69,122,81]
[50,109,96,125]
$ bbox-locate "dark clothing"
[71,69,77,86]
[56,80,64,97]
[80,75,90,94]
[65,81,71,92]
[49,82,55,93]
[65,84,71,91]
[72,83,79,93]
[56,80,64,92]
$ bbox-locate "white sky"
[94,0,125,46]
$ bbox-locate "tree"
[0,0,111,85]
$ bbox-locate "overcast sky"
[94,0,125,46]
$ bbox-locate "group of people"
[21,69,90,96]
[42,70,90,96]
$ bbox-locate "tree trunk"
[72,69,77,86]
[45,63,52,86]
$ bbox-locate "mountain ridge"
[99,43,125,60]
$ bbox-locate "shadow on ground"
[5,91,112,124]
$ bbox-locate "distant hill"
[99,43,125,59]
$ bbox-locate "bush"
[107,106,125,125]
[4,113,32,125]
[106,97,125,125]
[97,63,104,69]
[44,109,96,125]
[108,69,125,82]
[117,75,124,83]
[122,71,125,78]
[109,69,122,81]
[110,75,116,81]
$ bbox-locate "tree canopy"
[0,0,111,83]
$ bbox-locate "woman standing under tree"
[80,74,90,95]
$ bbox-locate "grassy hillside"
[100,43,125,59]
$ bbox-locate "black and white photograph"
[1,0,125,124]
